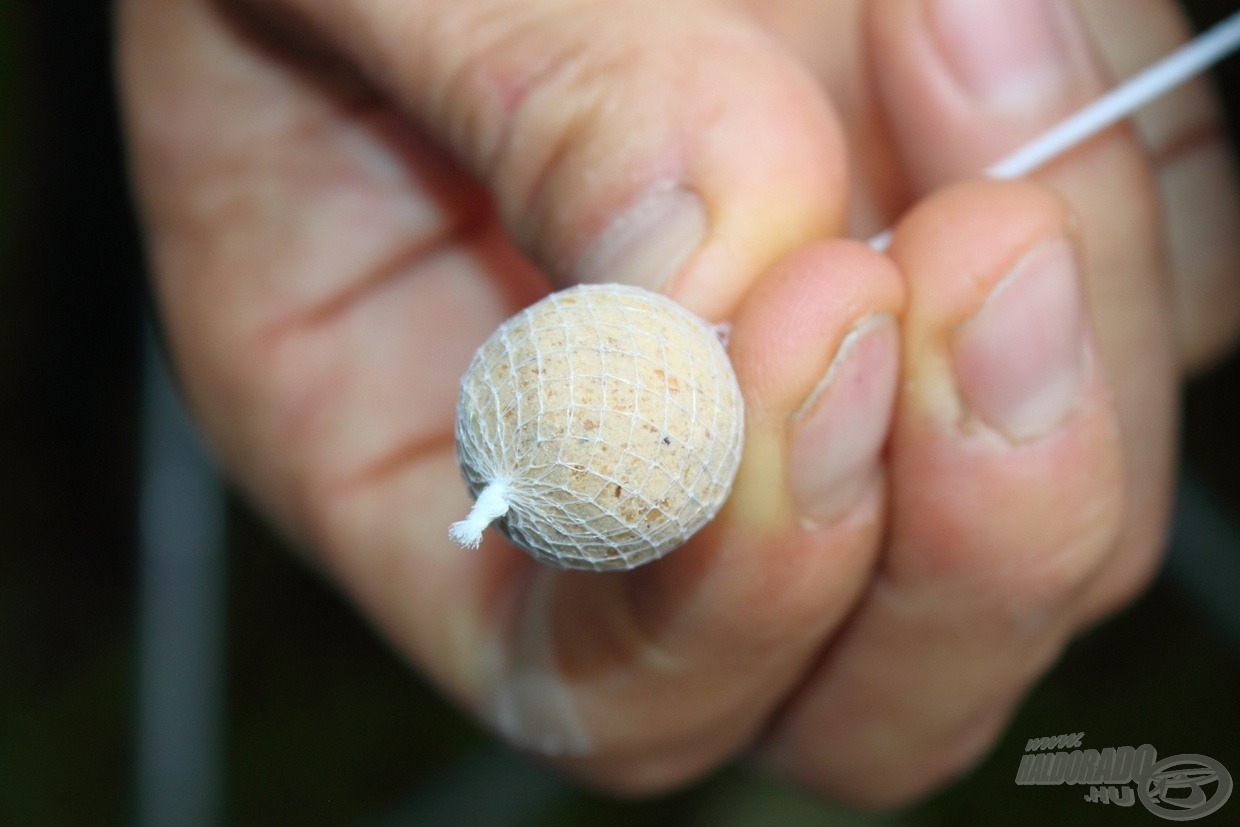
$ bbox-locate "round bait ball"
[449,283,744,571]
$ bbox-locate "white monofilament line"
[868,9,1240,252]
[450,478,511,549]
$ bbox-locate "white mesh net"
[451,283,744,571]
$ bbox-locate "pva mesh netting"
[451,284,744,571]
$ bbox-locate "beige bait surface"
[451,283,743,571]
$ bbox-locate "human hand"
[118,0,1240,805]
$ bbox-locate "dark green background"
[2,1,1238,824]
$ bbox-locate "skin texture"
[117,0,1240,806]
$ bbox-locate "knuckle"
[909,442,1129,624]
[426,4,631,200]
[421,4,654,262]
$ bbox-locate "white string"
[450,478,512,549]
[868,9,1240,252]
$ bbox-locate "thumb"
[265,0,848,317]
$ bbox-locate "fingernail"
[928,0,1082,114]
[954,237,1089,441]
[790,314,898,528]
[575,186,708,291]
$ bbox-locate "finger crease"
[255,207,491,351]
[321,430,458,503]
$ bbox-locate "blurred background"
[2,1,1239,825]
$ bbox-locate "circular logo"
[1138,754,1233,821]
